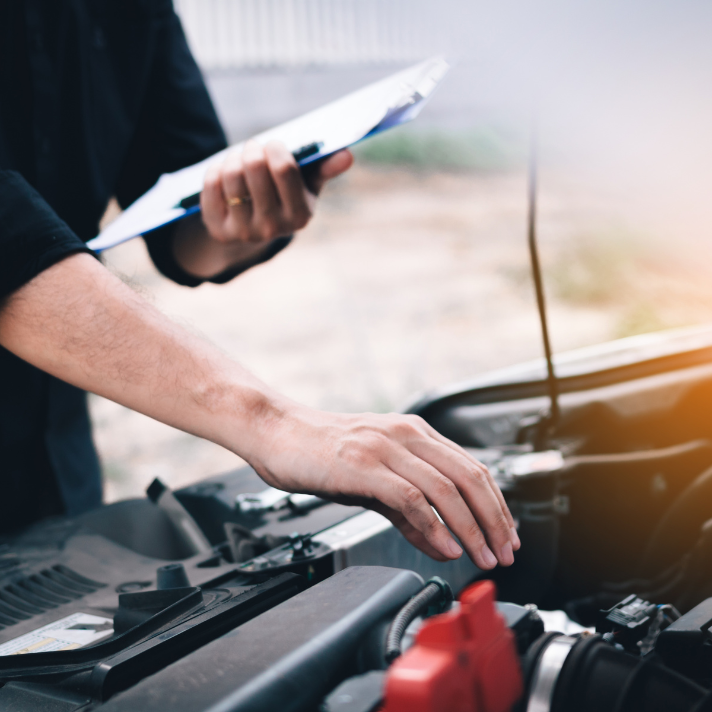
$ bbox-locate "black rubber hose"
[384,577,453,664]
[638,464,712,578]
[527,633,712,712]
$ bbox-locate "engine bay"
[2,326,712,711]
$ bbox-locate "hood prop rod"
[524,127,560,449]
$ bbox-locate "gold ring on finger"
[227,195,252,207]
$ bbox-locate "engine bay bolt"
[290,534,314,560]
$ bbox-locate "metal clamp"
[526,635,577,712]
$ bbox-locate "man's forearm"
[0,253,520,570]
[0,253,280,458]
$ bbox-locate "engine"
[3,327,712,710]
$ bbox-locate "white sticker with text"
[0,613,113,656]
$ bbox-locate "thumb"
[304,149,354,195]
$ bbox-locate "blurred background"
[95,0,712,501]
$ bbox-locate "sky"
[438,0,712,240]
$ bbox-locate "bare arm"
[0,253,273,448]
[0,253,519,569]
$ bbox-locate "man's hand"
[202,140,352,244]
[172,141,353,279]
[246,405,520,569]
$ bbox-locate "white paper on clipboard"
[88,56,450,253]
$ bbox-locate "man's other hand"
[246,405,521,570]
[200,140,353,246]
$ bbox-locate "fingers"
[308,149,354,195]
[220,149,252,240]
[200,163,229,240]
[386,447,504,569]
[359,413,517,568]
[482,467,520,549]
[409,415,518,531]
[371,504,450,562]
[321,149,354,179]
[363,465,466,562]
[419,423,520,550]
[221,149,250,205]
[403,438,514,567]
[202,141,349,243]
[264,141,312,229]
[241,140,282,242]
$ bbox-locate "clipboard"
[88,56,450,253]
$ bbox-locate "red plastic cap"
[382,580,523,712]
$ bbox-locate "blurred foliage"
[547,230,712,339]
[615,301,668,338]
[549,231,637,306]
[352,124,522,172]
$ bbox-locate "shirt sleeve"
[114,5,281,287]
[0,170,93,300]
[143,226,293,288]
[114,5,228,208]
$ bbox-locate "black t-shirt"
[0,0,283,532]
